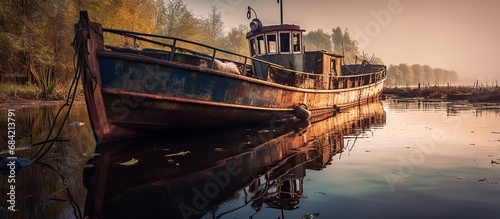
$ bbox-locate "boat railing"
[102,28,282,74]
[101,28,386,90]
[268,65,386,90]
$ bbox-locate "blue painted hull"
[97,51,385,132]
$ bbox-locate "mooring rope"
[30,28,84,162]
[21,25,89,219]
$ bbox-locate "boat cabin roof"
[305,50,344,58]
[246,24,304,39]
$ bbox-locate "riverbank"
[0,99,85,109]
[0,82,82,101]
[383,86,500,102]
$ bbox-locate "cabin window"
[256,35,265,55]
[330,58,337,74]
[249,38,257,56]
[292,32,301,53]
[279,32,290,53]
[266,33,277,54]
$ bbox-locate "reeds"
[383,83,500,99]
[0,81,81,101]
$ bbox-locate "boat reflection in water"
[83,101,386,219]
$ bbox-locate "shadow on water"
[83,101,386,219]
[0,104,95,219]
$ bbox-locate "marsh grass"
[383,84,500,99]
[0,82,81,101]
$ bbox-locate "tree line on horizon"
[386,64,459,87]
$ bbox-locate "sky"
[182,0,500,82]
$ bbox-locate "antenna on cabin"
[247,6,258,19]
[277,0,283,25]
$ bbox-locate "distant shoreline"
[383,86,500,102]
[0,99,85,109]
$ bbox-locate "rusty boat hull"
[98,50,385,127]
[75,12,386,143]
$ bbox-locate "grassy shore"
[0,82,80,102]
[383,85,500,99]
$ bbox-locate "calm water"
[1,99,499,219]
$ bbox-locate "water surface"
[1,99,499,219]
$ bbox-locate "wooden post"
[211,49,217,69]
[76,11,111,143]
[242,57,248,76]
[169,39,177,61]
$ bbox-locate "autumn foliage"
[0,0,248,99]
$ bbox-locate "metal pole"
[278,0,283,25]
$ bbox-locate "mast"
[278,0,283,25]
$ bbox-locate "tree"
[0,0,80,97]
[303,29,332,52]
[200,5,225,47]
[162,0,199,39]
[114,0,158,33]
[434,68,444,84]
[74,0,123,28]
[222,24,249,56]
[331,26,344,54]
[385,66,396,86]
[449,70,459,83]
[387,65,403,86]
[443,70,451,84]
[422,65,435,84]
[398,63,414,85]
[341,28,359,64]
[411,64,425,85]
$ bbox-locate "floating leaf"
[68,121,85,127]
[164,151,190,157]
[89,152,101,158]
[117,158,139,166]
[302,212,320,219]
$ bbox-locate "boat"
[83,101,386,219]
[74,8,386,143]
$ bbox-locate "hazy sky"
[183,0,500,82]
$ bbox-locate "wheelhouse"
[246,23,305,79]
